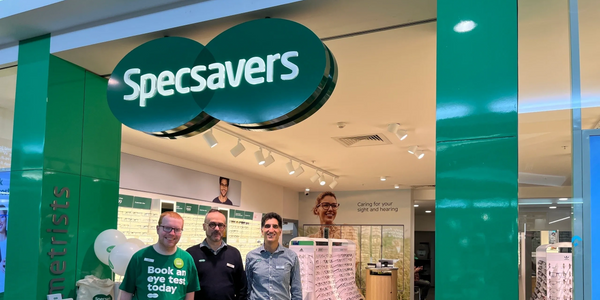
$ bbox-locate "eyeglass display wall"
[302,224,406,299]
[117,194,265,265]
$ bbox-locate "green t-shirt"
[120,246,200,300]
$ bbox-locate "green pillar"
[436,1,518,300]
[5,35,121,300]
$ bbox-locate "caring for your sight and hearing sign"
[107,19,338,138]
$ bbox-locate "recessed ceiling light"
[380,176,387,181]
[559,198,568,201]
[549,206,557,209]
[425,210,432,213]
[305,188,310,192]
[394,184,400,189]
[414,204,419,207]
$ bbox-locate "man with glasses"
[119,211,200,300]
[213,177,233,205]
[187,209,247,300]
[245,212,301,300]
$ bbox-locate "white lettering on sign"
[123,51,300,107]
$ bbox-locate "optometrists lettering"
[47,186,71,294]
[356,201,398,213]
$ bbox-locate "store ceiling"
[1,0,599,196]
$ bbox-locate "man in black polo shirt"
[187,209,247,300]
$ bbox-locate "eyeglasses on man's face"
[159,225,183,234]
[317,203,340,210]
[263,224,280,229]
[207,222,227,229]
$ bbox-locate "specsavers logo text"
[107,18,337,138]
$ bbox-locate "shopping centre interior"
[0,0,599,299]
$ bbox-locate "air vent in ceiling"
[332,134,392,147]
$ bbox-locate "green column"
[436,1,518,300]
[5,35,121,300]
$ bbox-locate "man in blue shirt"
[245,212,302,300]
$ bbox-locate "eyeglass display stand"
[290,237,363,300]
[531,242,572,300]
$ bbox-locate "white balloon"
[109,242,140,276]
[126,238,147,249]
[94,229,127,265]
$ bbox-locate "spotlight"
[425,210,432,213]
[408,146,418,154]
[254,148,265,165]
[295,165,305,177]
[310,171,320,183]
[319,174,326,186]
[388,123,408,141]
[380,176,387,181]
[230,139,245,157]
[329,177,338,189]
[387,123,400,133]
[203,129,218,148]
[285,160,295,175]
[394,184,400,189]
[414,204,419,207]
[414,150,425,159]
[305,188,310,196]
[395,129,408,141]
[263,152,275,167]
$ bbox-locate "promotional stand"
[290,237,363,300]
[531,243,572,300]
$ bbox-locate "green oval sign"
[107,19,337,138]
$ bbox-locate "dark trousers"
[415,280,430,299]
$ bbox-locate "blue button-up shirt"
[245,244,302,300]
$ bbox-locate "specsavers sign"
[107,18,338,138]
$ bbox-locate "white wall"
[121,143,299,220]
[415,214,435,231]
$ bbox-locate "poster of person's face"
[211,176,242,206]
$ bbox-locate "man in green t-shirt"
[119,211,201,300]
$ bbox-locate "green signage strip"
[243,211,253,220]
[229,209,235,218]
[132,197,152,210]
[184,203,198,215]
[106,18,337,138]
[175,202,186,214]
[118,194,134,208]
[233,210,245,219]
[198,205,211,216]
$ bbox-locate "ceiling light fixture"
[254,148,266,165]
[263,152,275,167]
[285,160,295,175]
[295,164,305,177]
[559,198,568,201]
[394,184,400,189]
[380,176,387,181]
[548,216,571,224]
[387,123,408,141]
[230,139,245,157]
[329,177,338,189]
[310,171,320,183]
[305,188,310,192]
[414,150,425,159]
[319,174,326,186]
[203,129,218,148]
[414,204,419,207]
[425,210,432,213]
[549,206,557,209]
[408,145,418,154]
[211,125,339,181]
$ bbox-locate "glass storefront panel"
[0,65,16,296]
[518,0,578,299]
